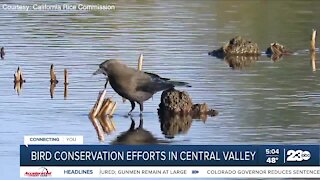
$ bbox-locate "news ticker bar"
[20,166,320,178]
[20,145,320,166]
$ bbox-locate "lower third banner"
[20,145,320,178]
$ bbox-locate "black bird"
[93,59,190,115]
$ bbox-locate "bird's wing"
[135,72,173,93]
[143,72,171,81]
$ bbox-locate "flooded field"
[1,0,320,179]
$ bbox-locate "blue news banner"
[20,145,320,166]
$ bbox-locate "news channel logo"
[286,150,311,162]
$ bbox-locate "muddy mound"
[159,88,193,113]
[265,42,290,61]
[159,88,218,116]
[209,36,260,58]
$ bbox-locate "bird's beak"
[93,68,104,75]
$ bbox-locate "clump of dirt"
[265,43,290,56]
[158,88,218,139]
[159,88,218,116]
[209,36,260,58]
[265,42,291,61]
[159,88,193,113]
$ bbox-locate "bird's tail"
[168,80,191,87]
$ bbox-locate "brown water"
[1,0,320,179]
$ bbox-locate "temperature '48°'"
[266,157,279,164]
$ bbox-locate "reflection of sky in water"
[0,0,320,179]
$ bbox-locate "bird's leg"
[138,102,144,115]
[138,115,143,129]
[104,78,109,88]
[128,101,135,116]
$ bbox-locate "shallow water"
[1,0,320,179]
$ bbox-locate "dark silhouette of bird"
[111,116,158,144]
[93,59,190,115]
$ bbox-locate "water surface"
[0,0,320,179]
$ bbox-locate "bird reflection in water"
[112,116,158,145]
[89,111,216,143]
[89,114,158,144]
